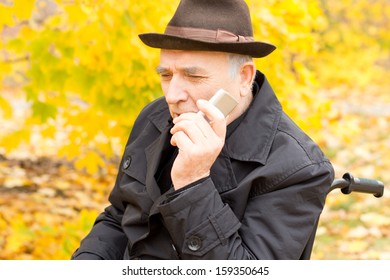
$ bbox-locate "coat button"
[187,236,202,252]
[123,156,131,169]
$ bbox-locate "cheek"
[191,80,226,101]
[160,80,169,94]
[220,78,241,98]
[188,90,214,103]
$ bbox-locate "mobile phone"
[205,89,238,118]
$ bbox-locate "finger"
[172,112,213,136]
[171,118,210,146]
[172,109,226,145]
[196,99,227,139]
[170,130,194,150]
[196,99,225,122]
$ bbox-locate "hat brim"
[139,33,276,58]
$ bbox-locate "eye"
[186,74,205,81]
[160,73,172,81]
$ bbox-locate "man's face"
[157,50,240,119]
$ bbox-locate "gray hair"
[228,53,253,78]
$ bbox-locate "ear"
[239,62,256,97]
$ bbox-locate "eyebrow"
[183,66,205,75]
[155,66,207,75]
[155,66,168,74]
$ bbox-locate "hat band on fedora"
[165,26,254,43]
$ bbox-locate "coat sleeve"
[158,160,334,260]
[71,205,128,260]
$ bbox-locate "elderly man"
[72,0,334,260]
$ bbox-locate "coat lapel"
[144,123,173,202]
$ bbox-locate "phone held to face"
[199,89,238,119]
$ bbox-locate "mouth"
[170,106,199,119]
[172,111,199,119]
[172,112,180,119]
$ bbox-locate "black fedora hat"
[139,0,276,58]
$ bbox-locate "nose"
[164,75,188,105]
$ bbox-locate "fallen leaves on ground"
[0,155,115,259]
[311,84,390,260]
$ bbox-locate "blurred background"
[0,0,389,259]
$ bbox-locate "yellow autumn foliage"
[1,0,388,165]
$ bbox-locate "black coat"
[72,72,334,260]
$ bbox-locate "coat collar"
[226,72,282,165]
[147,97,172,133]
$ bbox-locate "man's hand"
[170,99,227,190]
